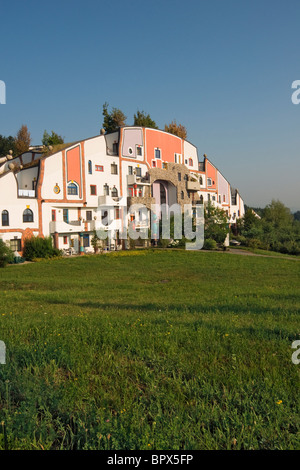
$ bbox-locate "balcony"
[127,174,150,186]
[50,219,96,234]
[98,195,125,206]
[186,180,201,191]
[18,189,36,198]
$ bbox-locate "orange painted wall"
[66,146,81,186]
[66,145,82,197]
[206,160,217,189]
[145,129,182,166]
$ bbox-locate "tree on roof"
[14,124,31,155]
[42,130,64,147]
[133,110,158,129]
[164,120,187,139]
[0,135,16,157]
[102,102,127,133]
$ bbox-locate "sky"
[0,0,300,211]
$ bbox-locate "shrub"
[203,238,217,250]
[0,239,14,267]
[23,236,60,261]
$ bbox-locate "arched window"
[67,182,78,195]
[199,176,203,185]
[200,195,203,204]
[111,187,118,198]
[103,184,109,196]
[88,160,92,174]
[23,208,33,223]
[2,210,9,226]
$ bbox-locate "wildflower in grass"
[276,400,283,405]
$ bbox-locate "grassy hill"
[0,249,299,450]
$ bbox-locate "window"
[86,210,92,221]
[207,194,211,201]
[63,209,69,223]
[152,160,156,168]
[185,159,188,164]
[219,195,221,203]
[189,158,193,166]
[51,210,56,222]
[83,234,90,248]
[200,195,204,204]
[63,236,68,244]
[95,165,104,172]
[2,210,9,226]
[181,191,184,200]
[178,172,181,181]
[10,238,21,252]
[200,176,203,185]
[23,208,33,223]
[223,195,226,202]
[115,207,120,219]
[112,142,118,154]
[102,210,108,226]
[128,166,133,175]
[128,147,133,155]
[155,148,161,159]
[135,167,141,177]
[103,184,109,196]
[67,182,78,195]
[207,178,212,186]
[88,160,92,174]
[111,163,118,175]
[111,187,118,198]
[136,146,142,156]
[90,185,97,195]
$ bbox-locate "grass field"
[0,249,299,450]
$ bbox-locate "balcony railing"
[18,189,36,198]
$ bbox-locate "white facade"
[0,127,245,254]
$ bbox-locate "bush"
[23,236,60,261]
[0,239,14,267]
[203,238,217,250]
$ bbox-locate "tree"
[133,110,158,129]
[42,130,64,146]
[263,199,293,228]
[164,120,187,139]
[14,124,31,155]
[0,135,16,157]
[102,102,127,133]
[204,202,228,245]
[293,211,300,222]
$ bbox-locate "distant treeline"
[234,200,300,255]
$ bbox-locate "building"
[0,126,244,254]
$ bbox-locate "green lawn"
[0,249,299,450]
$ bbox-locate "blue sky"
[1,0,300,210]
